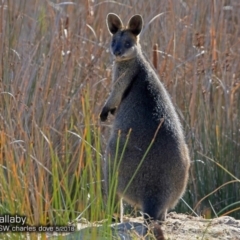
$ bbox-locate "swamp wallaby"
[100,13,190,223]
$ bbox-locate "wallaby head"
[106,13,143,61]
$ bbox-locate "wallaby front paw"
[100,108,109,122]
[110,108,116,115]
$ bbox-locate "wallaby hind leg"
[157,209,167,223]
[142,197,167,223]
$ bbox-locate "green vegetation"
[0,0,239,239]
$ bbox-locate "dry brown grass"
[0,1,239,238]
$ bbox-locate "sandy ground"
[161,212,240,240]
[49,212,240,240]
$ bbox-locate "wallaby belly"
[105,74,189,209]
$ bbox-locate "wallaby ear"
[106,13,123,35]
[127,15,143,36]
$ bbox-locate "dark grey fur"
[100,13,190,222]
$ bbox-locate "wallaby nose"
[113,45,122,56]
[113,49,122,56]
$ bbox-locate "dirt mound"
[163,212,240,239]
[49,212,240,239]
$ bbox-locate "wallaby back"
[100,13,190,228]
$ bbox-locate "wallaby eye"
[125,41,131,48]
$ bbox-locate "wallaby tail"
[151,222,165,240]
